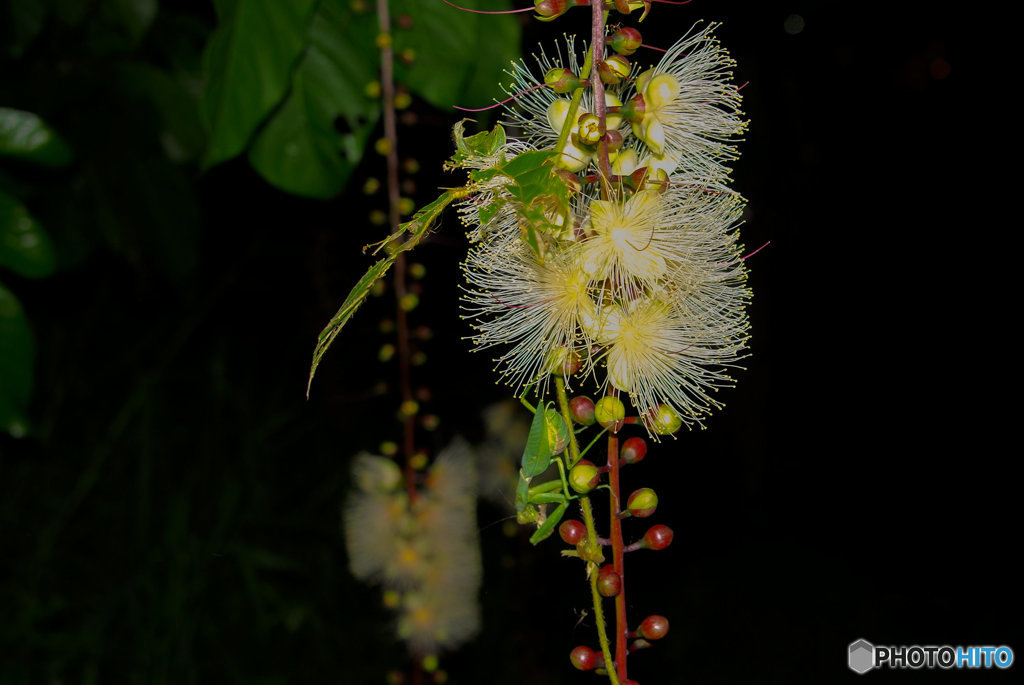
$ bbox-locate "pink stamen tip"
[738,80,750,91]
[440,0,534,14]
[453,83,547,112]
[740,240,771,261]
[641,43,669,53]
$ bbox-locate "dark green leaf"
[5,0,50,58]
[0,191,56,278]
[392,0,521,109]
[200,0,317,168]
[116,62,206,163]
[249,0,379,198]
[0,108,73,168]
[0,281,33,437]
[101,0,158,44]
[521,401,552,479]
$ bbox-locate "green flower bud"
[544,67,583,94]
[598,54,631,85]
[610,27,643,56]
[626,487,658,517]
[569,462,600,494]
[594,396,625,429]
[576,113,602,145]
[649,403,682,435]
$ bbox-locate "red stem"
[377,0,417,503]
[608,430,628,680]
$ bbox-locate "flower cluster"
[459,23,750,431]
[343,440,481,654]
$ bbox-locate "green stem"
[556,377,619,685]
[554,48,594,164]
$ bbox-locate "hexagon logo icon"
[849,639,875,674]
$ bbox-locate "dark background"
[2,1,1016,683]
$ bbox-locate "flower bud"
[559,519,586,545]
[570,645,599,671]
[535,0,572,22]
[544,67,583,94]
[626,488,658,518]
[569,396,596,425]
[641,524,673,550]
[648,403,682,435]
[620,436,647,464]
[569,461,600,494]
[575,113,602,146]
[619,94,646,125]
[594,396,625,430]
[604,129,624,154]
[599,54,631,85]
[597,564,622,597]
[610,27,643,56]
[547,346,580,376]
[638,614,669,640]
[555,168,583,194]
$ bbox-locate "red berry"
[569,396,596,425]
[597,564,622,597]
[569,645,598,671]
[642,524,674,551]
[559,519,586,545]
[638,615,669,640]
[621,437,647,464]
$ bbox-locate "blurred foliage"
[0,0,520,681]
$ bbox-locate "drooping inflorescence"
[457,22,750,433]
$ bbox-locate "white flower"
[626,22,746,181]
[462,239,594,394]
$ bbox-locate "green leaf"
[521,401,553,479]
[0,191,56,278]
[0,108,73,168]
[307,188,460,394]
[0,281,33,437]
[249,0,379,198]
[447,120,506,169]
[200,0,317,168]
[391,0,521,109]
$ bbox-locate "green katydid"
[514,398,578,545]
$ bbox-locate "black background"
[2,1,1016,683]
